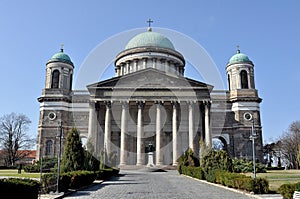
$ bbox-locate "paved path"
[64,170,254,199]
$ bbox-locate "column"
[88,101,97,153]
[204,101,212,147]
[136,101,144,165]
[172,101,178,166]
[104,101,111,157]
[188,102,195,151]
[143,58,147,69]
[120,102,128,165]
[156,101,163,165]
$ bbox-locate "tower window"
[45,140,53,155]
[51,70,60,88]
[240,70,249,89]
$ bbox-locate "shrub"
[278,183,295,199]
[0,178,40,199]
[294,182,300,191]
[177,148,200,174]
[201,150,233,175]
[96,168,120,180]
[181,166,205,180]
[42,170,97,193]
[24,157,57,173]
[232,158,266,173]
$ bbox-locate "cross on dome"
[147,18,153,32]
[60,44,64,52]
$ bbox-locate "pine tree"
[60,127,84,172]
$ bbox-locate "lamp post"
[244,112,257,179]
[39,143,43,184]
[56,121,63,193]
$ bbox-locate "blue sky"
[0,0,299,144]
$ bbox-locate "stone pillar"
[155,101,163,165]
[120,63,124,76]
[152,58,156,69]
[126,61,130,74]
[143,58,147,69]
[134,59,138,72]
[88,101,97,153]
[136,101,144,165]
[204,101,212,147]
[120,102,128,166]
[172,101,178,166]
[188,102,195,151]
[104,101,111,157]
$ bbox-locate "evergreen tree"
[60,127,84,172]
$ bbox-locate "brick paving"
[64,170,255,199]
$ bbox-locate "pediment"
[87,68,212,90]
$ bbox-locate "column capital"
[202,100,211,106]
[136,101,145,109]
[104,101,112,109]
[155,101,164,106]
[171,101,179,108]
[120,101,129,109]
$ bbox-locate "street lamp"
[244,112,257,179]
[56,121,63,193]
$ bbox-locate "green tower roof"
[48,49,73,66]
[125,30,175,50]
[228,50,252,65]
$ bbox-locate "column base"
[172,162,178,166]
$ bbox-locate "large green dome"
[228,50,251,65]
[125,31,175,50]
[48,50,73,66]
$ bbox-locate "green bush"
[42,170,97,193]
[96,168,120,180]
[294,182,300,191]
[24,157,57,173]
[181,166,205,180]
[278,183,295,199]
[177,148,200,174]
[42,173,57,193]
[201,150,233,174]
[232,158,266,173]
[0,178,40,199]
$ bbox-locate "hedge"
[0,178,40,199]
[278,182,300,199]
[180,166,269,194]
[42,168,119,193]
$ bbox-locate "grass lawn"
[246,170,300,192]
[0,169,41,179]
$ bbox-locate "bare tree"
[278,121,300,169]
[0,113,35,166]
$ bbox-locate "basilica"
[36,26,263,167]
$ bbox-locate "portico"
[87,68,212,166]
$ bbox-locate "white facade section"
[231,101,260,112]
[40,101,89,112]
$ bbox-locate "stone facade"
[36,29,263,165]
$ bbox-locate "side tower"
[36,47,74,160]
[226,49,263,161]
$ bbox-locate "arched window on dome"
[51,70,60,88]
[45,140,53,155]
[240,70,249,89]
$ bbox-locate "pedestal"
[147,152,154,167]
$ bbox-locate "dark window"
[45,140,53,155]
[240,70,249,89]
[51,70,60,88]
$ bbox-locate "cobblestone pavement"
[64,170,254,199]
